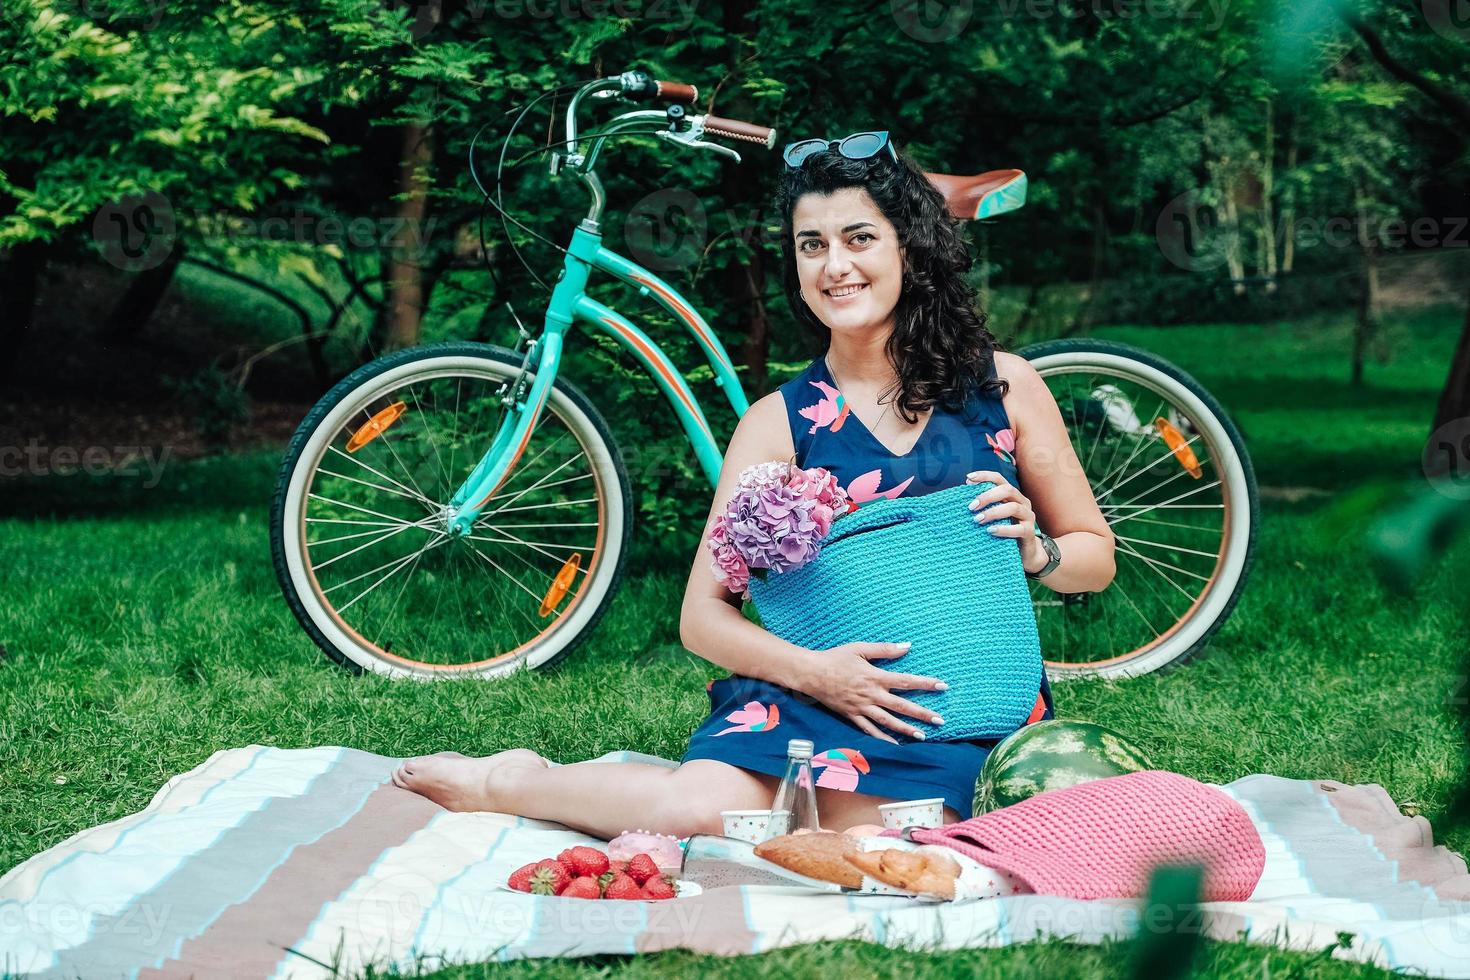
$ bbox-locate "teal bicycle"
[270,71,1258,683]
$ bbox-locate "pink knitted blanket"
[894,770,1265,901]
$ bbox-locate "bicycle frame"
[443,224,747,535]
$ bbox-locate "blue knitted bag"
[745,481,1043,742]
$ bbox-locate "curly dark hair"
[774,145,1008,425]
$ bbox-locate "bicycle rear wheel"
[271,342,632,679]
[1017,339,1258,679]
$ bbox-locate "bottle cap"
[786,738,813,759]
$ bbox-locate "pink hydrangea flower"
[706,461,851,599]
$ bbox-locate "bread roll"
[753,831,864,889]
[844,847,961,899]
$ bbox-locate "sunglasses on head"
[782,131,899,169]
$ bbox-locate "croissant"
[844,846,962,900]
[753,831,864,889]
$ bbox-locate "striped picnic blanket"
[2,745,1469,978]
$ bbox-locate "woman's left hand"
[966,470,1047,575]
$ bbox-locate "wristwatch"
[1025,527,1062,579]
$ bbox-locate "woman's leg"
[816,787,962,830]
[394,750,779,840]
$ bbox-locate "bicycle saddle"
[923,169,1027,221]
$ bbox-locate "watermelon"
[973,720,1154,815]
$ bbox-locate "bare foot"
[392,748,550,812]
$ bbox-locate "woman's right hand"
[798,642,949,743]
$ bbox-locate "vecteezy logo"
[891,0,973,42]
[1423,417,1470,500]
[1155,189,1233,273]
[93,191,177,272]
[623,189,708,273]
[1423,0,1470,41]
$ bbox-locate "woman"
[393,136,1115,838]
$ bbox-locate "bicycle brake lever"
[654,129,742,164]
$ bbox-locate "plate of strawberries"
[503,845,699,901]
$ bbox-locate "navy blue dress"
[680,353,1056,820]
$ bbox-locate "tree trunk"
[1430,285,1470,453]
[383,120,434,351]
[1218,187,1245,294]
[0,241,47,382]
[1351,181,1380,387]
[1281,137,1298,274]
[100,241,185,342]
[1258,99,1278,292]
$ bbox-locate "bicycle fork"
[442,223,748,537]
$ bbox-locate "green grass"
[1,306,1467,978]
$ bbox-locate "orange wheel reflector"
[1154,417,1202,478]
[347,401,408,453]
[539,552,582,617]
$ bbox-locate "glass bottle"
[763,738,821,840]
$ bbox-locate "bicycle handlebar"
[703,114,777,149]
[651,79,698,103]
[565,72,776,161]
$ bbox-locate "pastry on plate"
[845,846,962,900]
[753,831,863,889]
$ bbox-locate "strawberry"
[641,876,676,900]
[597,869,618,893]
[507,861,540,893]
[556,847,578,866]
[602,873,643,900]
[624,853,659,885]
[528,858,571,896]
[565,845,610,878]
[562,876,601,900]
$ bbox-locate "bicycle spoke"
[312,521,423,571]
[306,516,408,528]
[1095,431,1208,501]
[326,446,436,510]
[470,520,600,530]
[481,449,587,519]
[466,529,595,571]
[357,405,435,505]
[325,535,444,598]
[311,525,429,548]
[487,496,599,516]
[1096,393,1170,490]
[403,382,454,499]
[336,536,448,614]
[1101,480,1222,523]
[317,467,436,509]
[1107,573,1164,638]
[1115,538,1206,597]
[308,492,431,527]
[461,538,563,638]
[1113,533,1220,562]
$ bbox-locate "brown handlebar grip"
[654,80,699,103]
[704,115,777,150]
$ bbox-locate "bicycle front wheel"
[271,342,632,679]
[1018,339,1258,679]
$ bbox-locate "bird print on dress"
[712,701,780,737]
[987,427,1016,465]
[795,748,872,792]
[796,380,850,434]
[799,381,915,509]
[843,469,914,511]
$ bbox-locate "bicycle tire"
[1017,338,1259,678]
[270,341,633,679]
